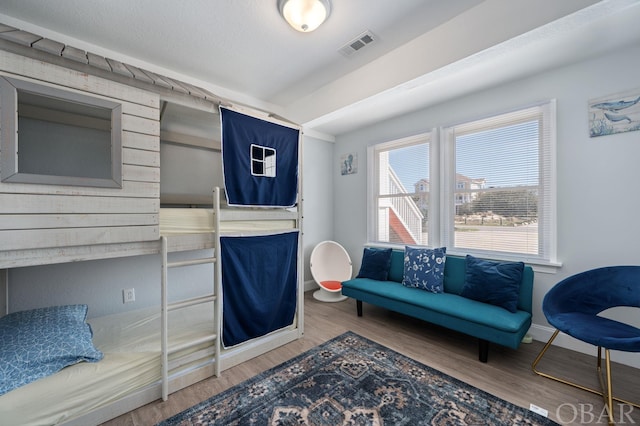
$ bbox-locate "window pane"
[456,120,539,189]
[374,137,429,245]
[382,143,429,195]
[377,195,426,245]
[453,117,541,256]
[455,188,539,255]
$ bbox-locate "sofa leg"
[356,300,363,317]
[479,339,489,362]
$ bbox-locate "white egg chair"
[310,241,352,302]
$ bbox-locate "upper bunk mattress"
[159,208,296,235]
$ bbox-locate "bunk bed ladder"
[160,208,221,401]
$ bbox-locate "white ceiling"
[1,0,639,138]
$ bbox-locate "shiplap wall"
[0,50,160,268]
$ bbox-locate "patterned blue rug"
[158,331,558,425]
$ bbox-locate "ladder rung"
[168,294,216,311]
[168,346,215,371]
[167,257,216,268]
[168,333,217,355]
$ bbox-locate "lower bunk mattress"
[0,303,215,426]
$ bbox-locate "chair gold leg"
[531,329,639,424]
[605,349,615,426]
[531,329,560,375]
[532,329,601,395]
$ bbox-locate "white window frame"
[367,132,434,247]
[442,100,557,264]
[367,100,557,266]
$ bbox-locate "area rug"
[158,331,558,425]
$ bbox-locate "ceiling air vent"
[338,30,376,57]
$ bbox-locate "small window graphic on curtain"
[251,144,277,177]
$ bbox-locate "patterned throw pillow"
[402,246,447,293]
[0,305,103,396]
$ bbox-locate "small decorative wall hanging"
[589,88,640,137]
[340,152,357,175]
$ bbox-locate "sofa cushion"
[387,250,405,283]
[356,247,392,281]
[461,255,524,313]
[402,246,446,293]
[342,278,530,333]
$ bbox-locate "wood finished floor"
[102,291,639,425]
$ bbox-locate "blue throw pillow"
[402,246,447,293]
[460,255,524,313]
[0,305,103,396]
[356,247,393,281]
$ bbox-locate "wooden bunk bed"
[0,42,304,425]
[158,186,303,398]
[0,184,303,426]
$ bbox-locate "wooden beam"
[160,101,169,122]
[106,57,134,78]
[0,24,17,33]
[61,45,88,64]
[0,194,159,214]
[0,39,221,113]
[87,52,112,71]
[142,69,173,90]
[0,269,7,317]
[33,38,65,56]
[161,129,221,151]
[0,240,161,269]
[0,29,41,47]
[124,63,155,84]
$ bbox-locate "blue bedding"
[0,305,103,396]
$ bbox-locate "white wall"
[9,250,214,318]
[301,135,336,288]
[332,43,640,368]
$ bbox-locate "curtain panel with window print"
[220,107,299,207]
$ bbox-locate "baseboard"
[528,323,640,369]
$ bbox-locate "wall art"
[340,152,357,175]
[589,88,640,137]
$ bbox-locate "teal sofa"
[341,250,534,362]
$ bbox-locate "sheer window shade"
[443,101,556,262]
[367,101,556,264]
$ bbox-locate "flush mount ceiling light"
[278,0,332,32]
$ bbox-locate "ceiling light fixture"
[278,0,331,32]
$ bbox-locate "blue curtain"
[220,107,299,207]
[220,231,299,347]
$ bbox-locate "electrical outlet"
[530,404,548,417]
[123,288,135,303]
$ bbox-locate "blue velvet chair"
[532,266,640,425]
